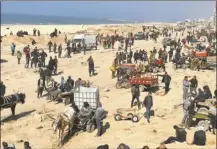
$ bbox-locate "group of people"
[97,143,168,149]
[2,141,31,149]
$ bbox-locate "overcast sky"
[1,1,215,21]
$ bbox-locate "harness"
[0,94,20,108]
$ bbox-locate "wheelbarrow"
[114,108,142,123]
[193,112,211,132]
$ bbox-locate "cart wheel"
[132,115,139,123]
[127,113,133,119]
[116,82,122,89]
[197,120,210,132]
[114,114,121,121]
[197,107,209,115]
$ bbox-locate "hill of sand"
[1,25,216,149]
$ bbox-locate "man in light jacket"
[95,102,106,137]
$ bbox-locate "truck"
[72,34,97,52]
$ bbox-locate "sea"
[1,13,135,25]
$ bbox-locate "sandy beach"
[1,24,216,149]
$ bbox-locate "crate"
[74,87,99,110]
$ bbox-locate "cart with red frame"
[129,73,159,91]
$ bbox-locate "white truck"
[72,34,97,51]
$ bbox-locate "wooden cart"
[114,108,142,123]
[129,74,159,91]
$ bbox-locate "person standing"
[131,84,141,109]
[94,103,105,137]
[53,56,58,75]
[24,46,30,68]
[143,92,153,123]
[40,49,47,67]
[37,76,45,98]
[0,81,6,96]
[87,56,94,77]
[37,30,40,36]
[58,44,62,58]
[10,43,16,56]
[17,51,22,64]
[189,76,198,97]
[33,28,37,36]
[53,43,57,53]
[24,141,32,149]
[48,41,53,53]
[162,72,171,94]
[66,45,71,58]
[183,76,190,100]
[181,98,191,127]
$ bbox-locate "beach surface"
[1,24,216,149]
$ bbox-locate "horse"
[0,92,26,116]
[51,107,76,146]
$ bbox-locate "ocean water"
[1,13,134,25]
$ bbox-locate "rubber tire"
[132,115,139,123]
[197,107,209,115]
[114,114,121,121]
[86,122,96,133]
[197,120,210,132]
[116,81,122,89]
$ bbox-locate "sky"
[1,1,215,22]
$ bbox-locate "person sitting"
[188,127,206,146]
[116,143,130,149]
[24,141,31,149]
[194,88,205,102]
[141,146,149,149]
[79,102,93,124]
[162,125,187,144]
[203,85,212,100]
[97,144,109,149]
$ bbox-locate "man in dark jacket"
[48,41,53,52]
[188,129,206,146]
[48,56,54,72]
[0,81,6,96]
[162,72,171,94]
[189,76,198,97]
[163,125,187,144]
[67,76,74,88]
[131,84,141,109]
[94,103,105,137]
[53,56,58,74]
[40,49,47,67]
[143,92,153,123]
[87,56,94,77]
[37,76,45,98]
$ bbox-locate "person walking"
[87,56,95,77]
[37,76,45,98]
[131,84,141,109]
[189,76,198,97]
[40,49,47,67]
[162,72,171,94]
[143,92,153,123]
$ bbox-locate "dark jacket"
[143,95,153,108]
[204,90,212,99]
[193,130,206,146]
[162,75,171,84]
[190,78,198,88]
[40,51,47,60]
[176,128,187,142]
[131,85,140,97]
[0,82,6,96]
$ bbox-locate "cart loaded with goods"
[191,50,216,70]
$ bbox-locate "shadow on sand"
[0,59,8,64]
[1,110,36,123]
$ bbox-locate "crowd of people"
[3,24,216,149]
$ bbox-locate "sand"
[1,24,216,149]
